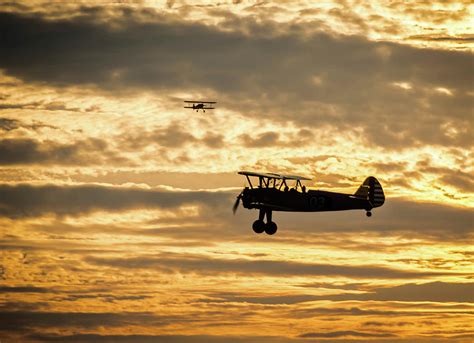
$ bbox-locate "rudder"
[354,176,385,208]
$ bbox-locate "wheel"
[264,221,278,235]
[366,211,372,217]
[252,220,265,234]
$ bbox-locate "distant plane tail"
[354,176,385,208]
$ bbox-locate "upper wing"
[184,101,216,103]
[278,173,311,181]
[238,171,311,181]
[238,171,281,179]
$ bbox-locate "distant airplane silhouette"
[184,100,216,113]
[233,171,385,235]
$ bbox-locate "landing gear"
[265,221,277,235]
[366,211,372,217]
[253,209,266,233]
[252,220,265,234]
[253,209,278,235]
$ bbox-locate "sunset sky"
[0,1,473,342]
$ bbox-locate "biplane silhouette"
[233,171,385,235]
[184,101,216,112]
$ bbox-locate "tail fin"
[354,176,385,208]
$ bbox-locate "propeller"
[232,190,244,215]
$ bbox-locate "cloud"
[0,123,225,167]
[120,123,226,150]
[299,330,395,338]
[401,5,470,25]
[408,34,474,42]
[0,183,229,218]
[57,294,152,303]
[121,123,198,149]
[201,132,225,148]
[22,332,469,343]
[0,5,472,343]
[200,281,474,305]
[352,281,474,303]
[0,183,472,241]
[0,310,164,332]
[86,252,450,279]
[0,138,125,166]
[439,172,474,193]
[240,131,280,148]
[416,159,474,192]
[0,117,19,131]
[372,161,409,173]
[298,281,474,303]
[0,11,472,149]
[66,170,241,189]
[363,321,411,327]
[0,286,51,293]
[290,306,421,318]
[26,333,301,343]
[199,294,322,305]
[0,117,56,132]
[271,198,474,241]
[239,129,313,148]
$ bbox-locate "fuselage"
[241,187,372,212]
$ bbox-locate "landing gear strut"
[253,209,278,235]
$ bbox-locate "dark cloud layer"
[0,117,19,131]
[0,183,228,218]
[0,122,225,166]
[120,123,225,150]
[239,129,313,148]
[0,11,472,148]
[0,286,51,293]
[299,330,395,338]
[0,117,57,132]
[274,198,474,241]
[300,282,474,303]
[26,333,302,343]
[0,183,472,241]
[334,281,474,303]
[0,310,163,332]
[86,253,451,279]
[201,281,474,304]
[24,333,464,343]
[0,138,125,166]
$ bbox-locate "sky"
[0,0,473,342]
